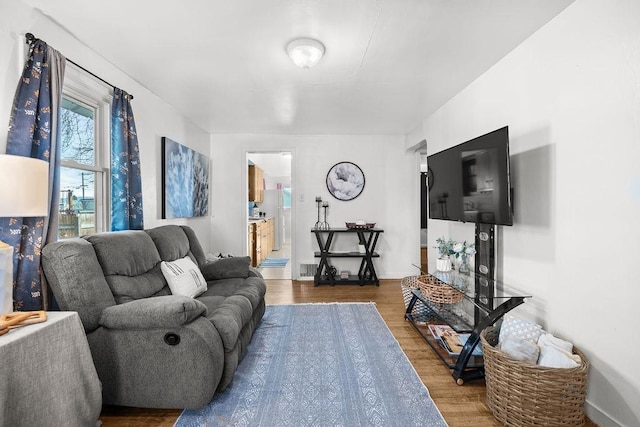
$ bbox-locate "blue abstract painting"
[162,137,209,218]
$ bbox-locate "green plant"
[434,237,454,258]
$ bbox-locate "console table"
[0,311,102,426]
[311,228,383,286]
[405,270,531,384]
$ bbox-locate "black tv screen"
[427,126,513,226]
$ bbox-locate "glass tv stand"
[405,269,531,385]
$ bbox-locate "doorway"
[420,153,428,273]
[246,151,293,280]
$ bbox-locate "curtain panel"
[0,40,65,311]
[111,88,143,231]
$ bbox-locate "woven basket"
[401,276,431,317]
[480,328,589,426]
[416,275,464,304]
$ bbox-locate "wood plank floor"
[100,279,595,426]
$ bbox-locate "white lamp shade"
[0,154,49,217]
[286,38,325,69]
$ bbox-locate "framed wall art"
[326,161,365,201]
[161,137,210,218]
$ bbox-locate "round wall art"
[326,161,365,201]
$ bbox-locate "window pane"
[58,167,96,238]
[61,97,95,165]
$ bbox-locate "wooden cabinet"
[248,165,264,202]
[264,217,274,258]
[249,218,275,267]
[248,224,256,266]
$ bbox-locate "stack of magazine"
[428,324,483,356]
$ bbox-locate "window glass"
[60,98,95,165]
[57,94,102,239]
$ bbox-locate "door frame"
[243,148,296,279]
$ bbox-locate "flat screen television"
[427,126,513,226]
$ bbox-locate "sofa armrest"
[200,256,251,280]
[99,295,207,329]
[248,266,263,279]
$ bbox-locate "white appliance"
[261,189,284,250]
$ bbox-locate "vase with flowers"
[453,240,476,274]
[434,237,454,272]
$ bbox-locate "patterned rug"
[175,303,447,427]
[258,257,289,268]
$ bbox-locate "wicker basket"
[401,276,431,317]
[416,275,464,304]
[480,327,589,426]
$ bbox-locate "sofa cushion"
[200,256,251,280]
[105,267,170,304]
[86,231,166,303]
[161,256,207,298]
[196,295,227,312]
[206,295,253,351]
[146,225,193,263]
[87,231,161,276]
[200,277,266,311]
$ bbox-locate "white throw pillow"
[498,314,544,345]
[160,256,207,298]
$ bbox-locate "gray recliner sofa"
[41,225,266,409]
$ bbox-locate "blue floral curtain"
[111,88,143,231]
[0,40,65,311]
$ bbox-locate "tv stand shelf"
[311,228,383,286]
[405,271,530,385]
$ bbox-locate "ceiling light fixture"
[286,38,325,69]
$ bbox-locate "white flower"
[465,246,476,255]
[453,242,463,253]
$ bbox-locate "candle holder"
[319,202,330,230]
[314,197,323,230]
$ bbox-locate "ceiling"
[21,0,574,135]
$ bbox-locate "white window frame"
[60,64,112,235]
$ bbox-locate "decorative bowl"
[345,222,375,229]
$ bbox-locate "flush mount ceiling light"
[286,38,325,69]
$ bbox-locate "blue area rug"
[175,303,447,427]
[258,257,289,268]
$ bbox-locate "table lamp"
[0,154,49,314]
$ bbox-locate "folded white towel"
[500,334,539,364]
[538,333,573,352]
[538,345,580,368]
[537,333,582,368]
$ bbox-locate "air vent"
[299,264,318,277]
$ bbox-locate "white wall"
[411,0,640,425]
[211,134,421,279]
[0,3,213,252]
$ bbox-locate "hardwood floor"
[100,279,595,426]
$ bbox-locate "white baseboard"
[585,400,624,427]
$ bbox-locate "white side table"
[0,311,102,426]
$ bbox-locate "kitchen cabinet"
[248,223,255,266]
[248,165,264,203]
[248,217,275,267]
